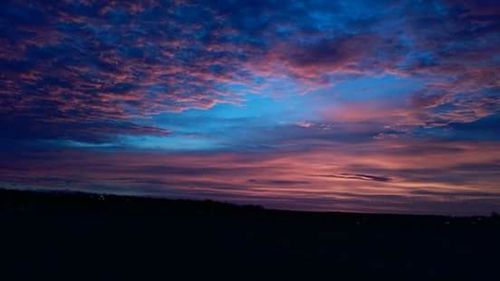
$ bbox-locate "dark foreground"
[1,189,499,280]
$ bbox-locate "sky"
[1,0,499,215]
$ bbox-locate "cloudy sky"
[1,0,499,215]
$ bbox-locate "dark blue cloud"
[0,0,497,143]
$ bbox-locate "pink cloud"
[2,139,500,215]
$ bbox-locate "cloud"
[0,0,262,142]
[0,0,499,214]
[1,138,500,215]
[314,173,392,182]
[1,0,498,144]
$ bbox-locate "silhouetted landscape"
[1,188,499,280]
[2,0,500,279]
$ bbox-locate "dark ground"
[1,188,499,280]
